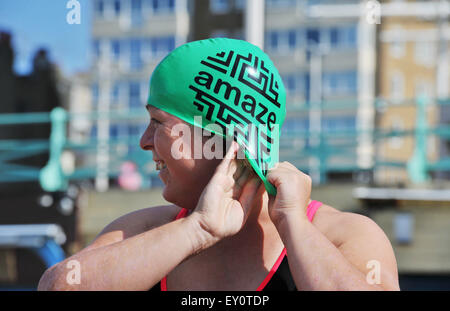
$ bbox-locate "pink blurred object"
[118,162,142,191]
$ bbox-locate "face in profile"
[140,105,222,209]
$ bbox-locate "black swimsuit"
[149,201,322,291]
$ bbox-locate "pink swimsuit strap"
[161,200,323,291]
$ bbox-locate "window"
[388,26,405,58]
[306,28,320,46]
[330,28,339,46]
[286,75,296,93]
[267,31,279,50]
[329,25,357,49]
[128,124,144,139]
[111,83,120,102]
[323,71,357,95]
[282,73,306,95]
[141,81,149,103]
[92,83,99,104]
[114,0,121,16]
[390,71,404,103]
[91,125,98,139]
[124,36,177,66]
[130,39,142,70]
[346,71,357,93]
[110,125,119,139]
[142,36,175,60]
[129,82,141,108]
[95,0,104,17]
[265,29,301,52]
[210,0,230,14]
[346,26,357,47]
[152,0,175,13]
[109,124,129,139]
[131,0,142,26]
[394,212,414,245]
[132,0,142,11]
[288,30,297,49]
[111,40,120,61]
[388,116,405,149]
[415,41,435,67]
[152,36,175,57]
[282,119,309,136]
[93,40,100,59]
[415,79,432,98]
[390,41,405,58]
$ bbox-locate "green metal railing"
[0,97,449,191]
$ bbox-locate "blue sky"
[0,0,91,76]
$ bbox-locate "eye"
[150,118,161,125]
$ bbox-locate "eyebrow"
[145,105,164,120]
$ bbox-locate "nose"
[140,125,154,151]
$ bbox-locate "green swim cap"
[147,38,286,195]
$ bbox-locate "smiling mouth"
[155,160,167,171]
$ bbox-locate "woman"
[38,38,400,291]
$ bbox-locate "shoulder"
[312,203,387,248]
[312,203,400,290]
[85,204,183,251]
[104,204,183,232]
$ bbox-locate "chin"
[161,184,200,210]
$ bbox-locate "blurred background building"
[375,1,450,184]
[0,0,449,290]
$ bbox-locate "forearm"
[275,216,382,291]
[38,215,209,291]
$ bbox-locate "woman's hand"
[190,141,262,246]
[266,162,312,227]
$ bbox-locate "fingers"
[266,161,301,186]
[266,163,284,189]
[232,159,245,180]
[238,175,262,219]
[232,165,251,198]
[214,141,239,177]
[266,161,312,196]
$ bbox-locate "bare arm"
[266,162,399,291]
[275,210,400,291]
[37,206,211,291]
[38,142,260,291]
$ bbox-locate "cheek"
[153,127,177,158]
[188,158,220,187]
[154,130,195,174]
[158,128,195,161]
[153,132,171,157]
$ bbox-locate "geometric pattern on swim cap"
[200,51,281,108]
[188,49,283,175]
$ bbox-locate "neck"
[220,184,281,251]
